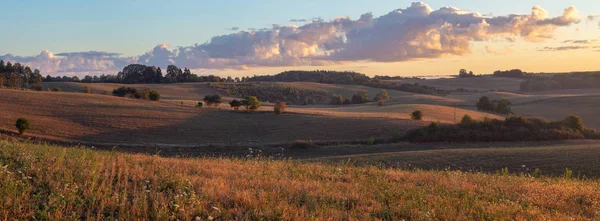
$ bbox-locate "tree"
[459,69,475,78]
[377,99,385,106]
[476,96,494,111]
[166,65,182,83]
[351,89,369,104]
[375,89,390,101]
[461,114,474,125]
[196,102,203,108]
[229,99,242,110]
[156,67,163,83]
[564,115,584,132]
[494,98,512,115]
[274,102,286,114]
[330,94,344,105]
[203,94,223,107]
[142,88,160,101]
[83,86,92,93]
[244,96,260,111]
[15,118,30,135]
[411,110,423,120]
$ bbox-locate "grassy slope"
[384,76,525,92]
[0,89,424,145]
[310,140,600,178]
[1,140,599,220]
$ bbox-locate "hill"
[0,89,424,146]
[385,76,524,92]
[1,140,599,220]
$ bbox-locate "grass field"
[0,89,425,146]
[384,76,525,92]
[1,140,599,220]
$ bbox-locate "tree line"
[0,60,43,90]
[520,71,600,92]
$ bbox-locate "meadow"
[1,140,599,220]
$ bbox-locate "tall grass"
[0,140,599,220]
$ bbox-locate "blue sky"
[2,0,597,56]
[0,1,598,77]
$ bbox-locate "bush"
[112,87,140,98]
[244,96,261,112]
[229,99,242,110]
[203,94,223,107]
[52,87,62,92]
[564,115,584,132]
[142,88,160,101]
[196,102,203,108]
[274,102,286,114]
[377,99,384,106]
[30,85,43,91]
[330,94,344,105]
[15,118,30,135]
[411,110,423,120]
[83,86,91,93]
[461,114,474,125]
[351,90,369,104]
[288,140,320,149]
[375,90,390,101]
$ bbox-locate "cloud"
[563,39,599,44]
[587,15,598,23]
[290,19,307,22]
[538,46,590,51]
[1,2,584,76]
[227,27,240,31]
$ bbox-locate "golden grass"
[1,140,599,220]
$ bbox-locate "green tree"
[15,118,30,135]
[476,96,494,111]
[203,94,223,107]
[244,96,261,111]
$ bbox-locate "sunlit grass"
[0,140,599,220]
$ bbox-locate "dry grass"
[0,89,421,146]
[1,140,599,220]
[513,94,600,129]
[311,140,600,178]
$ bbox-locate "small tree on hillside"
[229,99,242,110]
[461,114,474,125]
[476,96,493,111]
[274,102,286,114]
[244,96,260,112]
[411,110,423,121]
[142,88,160,101]
[15,118,30,135]
[375,89,390,101]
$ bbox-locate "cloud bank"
[0,2,587,76]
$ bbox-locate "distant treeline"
[246,70,449,95]
[0,60,43,90]
[492,69,532,78]
[43,64,238,84]
[405,115,599,142]
[520,72,600,92]
[211,83,329,105]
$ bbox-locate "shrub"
[288,140,320,149]
[83,86,91,93]
[229,99,242,110]
[196,102,203,108]
[460,114,474,125]
[15,118,30,135]
[377,99,384,106]
[142,88,160,101]
[351,90,369,104]
[52,87,62,92]
[410,110,423,120]
[112,87,140,98]
[244,96,261,111]
[274,102,287,115]
[375,89,390,101]
[367,136,375,145]
[30,85,43,91]
[203,94,223,107]
[330,94,344,105]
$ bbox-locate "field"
[1,140,600,220]
[0,89,426,146]
[384,76,525,92]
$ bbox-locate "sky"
[0,0,599,77]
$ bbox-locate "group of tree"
[0,60,43,90]
[405,114,600,142]
[212,83,328,105]
[520,71,600,92]
[112,87,160,101]
[245,70,450,96]
[330,89,391,106]
[493,69,532,78]
[228,96,260,111]
[458,69,477,78]
[476,96,512,115]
